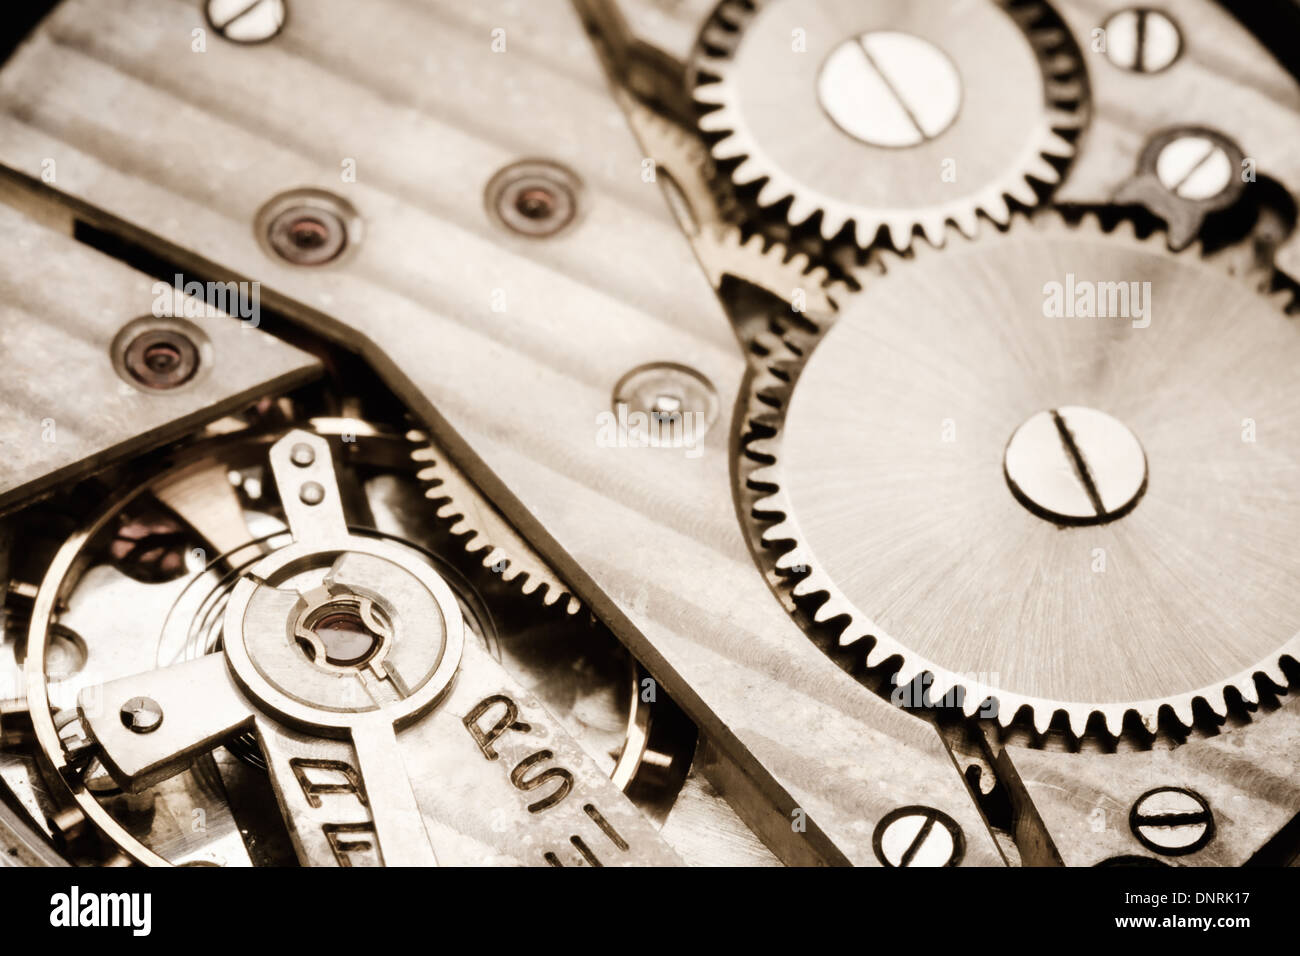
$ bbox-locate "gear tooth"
[1045,78,1085,102]
[1030,27,1067,48]
[787,195,817,227]
[995,700,1016,728]
[761,519,795,544]
[1065,707,1090,738]
[1238,679,1260,706]
[1111,216,1138,241]
[716,0,751,28]
[756,178,789,208]
[860,634,890,660]
[984,194,1012,225]
[700,23,738,49]
[692,81,728,107]
[1262,658,1289,686]
[812,600,842,624]
[1032,706,1055,735]
[790,575,821,599]
[1042,52,1077,75]
[698,107,735,134]
[773,548,805,572]
[952,208,980,238]
[1008,4,1044,28]
[1025,155,1061,186]
[729,155,764,184]
[1139,708,1161,735]
[918,216,948,247]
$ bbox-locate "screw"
[1155,134,1235,202]
[122,328,200,389]
[267,206,348,265]
[1102,8,1182,74]
[817,31,962,148]
[873,807,964,867]
[1004,406,1148,526]
[1130,787,1214,855]
[612,363,720,440]
[206,0,287,45]
[1114,127,1246,250]
[289,442,316,467]
[299,481,325,505]
[120,697,164,734]
[486,160,581,238]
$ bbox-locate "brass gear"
[693,0,1087,251]
[740,211,1299,741]
[407,431,582,616]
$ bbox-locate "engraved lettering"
[323,823,376,866]
[463,694,530,759]
[509,749,574,813]
[290,757,368,808]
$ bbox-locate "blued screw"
[120,697,164,734]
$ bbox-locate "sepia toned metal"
[0,203,320,514]
[0,0,1002,865]
[1,0,1299,874]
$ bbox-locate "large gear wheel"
[742,211,1300,740]
[693,0,1087,250]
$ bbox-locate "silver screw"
[874,807,963,867]
[612,363,720,438]
[120,697,164,734]
[817,31,961,148]
[1130,788,1214,855]
[1004,406,1148,525]
[1155,135,1234,202]
[206,0,287,44]
[485,160,581,238]
[299,481,325,506]
[289,442,316,467]
[1102,8,1182,74]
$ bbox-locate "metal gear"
[622,92,843,314]
[693,0,1087,250]
[408,431,582,616]
[742,211,1299,740]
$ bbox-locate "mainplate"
[0,0,1299,873]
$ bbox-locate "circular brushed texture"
[776,219,1300,722]
[694,0,1084,247]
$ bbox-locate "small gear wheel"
[693,0,1087,250]
[741,211,1299,741]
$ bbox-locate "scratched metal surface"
[0,201,320,514]
[0,0,1001,864]
[1001,694,1300,866]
